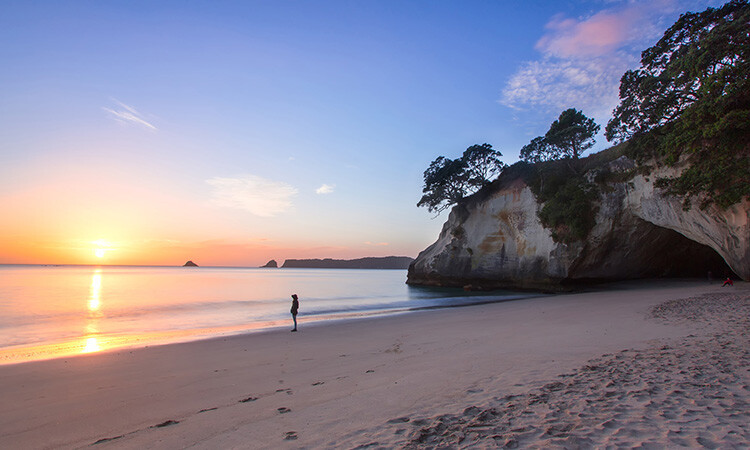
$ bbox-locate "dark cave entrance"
[567,217,739,284]
[641,227,739,279]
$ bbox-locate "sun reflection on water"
[88,272,101,311]
[82,337,101,353]
[83,269,103,354]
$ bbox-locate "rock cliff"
[282,256,414,269]
[408,156,749,290]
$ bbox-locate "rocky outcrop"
[183,261,198,267]
[282,256,414,269]
[261,260,278,268]
[408,157,748,290]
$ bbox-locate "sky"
[0,0,721,266]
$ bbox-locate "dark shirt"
[291,299,299,315]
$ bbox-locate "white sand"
[0,280,747,448]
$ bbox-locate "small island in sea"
[183,260,198,267]
[281,256,413,269]
[260,259,278,268]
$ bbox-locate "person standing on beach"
[290,294,299,331]
[722,277,734,287]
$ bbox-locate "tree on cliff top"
[605,0,750,209]
[520,108,600,165]
[418,143,505,214]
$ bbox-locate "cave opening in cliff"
[639,227,739,279]
[567,218,739,284]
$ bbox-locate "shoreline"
[0,280,746,448]
[0,278,703,367]
[0,289,540,367]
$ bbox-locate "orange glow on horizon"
[0,234,415,267]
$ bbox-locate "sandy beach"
[1,280,748,449]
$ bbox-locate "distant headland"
[183,261,199,267]
[281,256,413,270]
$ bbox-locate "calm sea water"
[0,265,534,364]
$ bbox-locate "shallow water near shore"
[0,264,534,364]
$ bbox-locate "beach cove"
[1,280,748,448]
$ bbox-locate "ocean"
[0,265,535,364]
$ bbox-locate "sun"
[92,239,112,259]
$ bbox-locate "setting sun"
[92,239,112,259]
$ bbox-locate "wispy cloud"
[103,99,157,130]
[501,54,633,119]
[500,0,714,122]
[206,175,298,217]
[316,184,335,195]
[364,241,389,246]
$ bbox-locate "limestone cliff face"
[407,157,749,289]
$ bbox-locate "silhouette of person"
[290,294,299,331]
[722,277,734,287]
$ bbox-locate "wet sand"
[0,280,747,448]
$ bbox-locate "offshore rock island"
[282,256,413,269]
[408,153,749,291]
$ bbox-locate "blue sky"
[0,0,720,265]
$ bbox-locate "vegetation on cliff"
[417,144,505,214]
[517,109,601,243]
[418,1,749,240]
[606,0,750,210]
[520,108,600,165]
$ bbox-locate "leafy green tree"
[545,108,600,160]
[462,143,506,188]
[520,136,556,163]
[418,144,505,214]
[417,157,470,214]
[605,0,750,209]
[520,109,599,165]
[606,0,750,141]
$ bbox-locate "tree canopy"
[417,144,505,214]
[605,0,750,209]
[520,108,599,164]
[606,0,750,142]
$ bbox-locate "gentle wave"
[0,265,539,363]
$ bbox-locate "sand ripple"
[365,290,750,449]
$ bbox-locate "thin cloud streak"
[103,99,157,130]
[206,175,298,217]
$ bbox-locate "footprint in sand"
[387,417,410,424]
[93,435,124,445]
[239,396,257,403]
[278,407,291,414]
[152,420,179,428]
[284,431,298,440]
[276,388,293,395]
[312,381,325,386]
